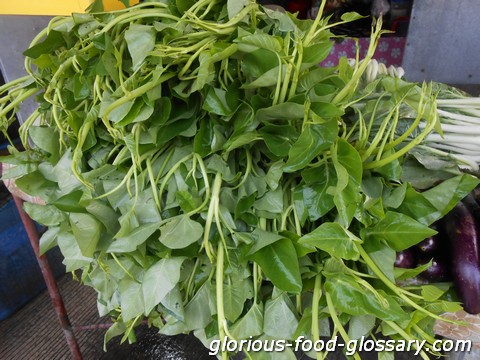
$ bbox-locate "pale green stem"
[312,274,323,360]
[325,292,361,360]
[215,241,228,360]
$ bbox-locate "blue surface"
[0,198,65,320]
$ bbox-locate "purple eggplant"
[416,236,440,255]
[463,193,480,222]
[444,200,480,314]
[417,257,451,282]
[394,249,415,269]
[415,222,444,256]
[472,187,480,206]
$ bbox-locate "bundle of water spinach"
[1,0,479,359]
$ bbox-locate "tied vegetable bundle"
[1,1,480,359]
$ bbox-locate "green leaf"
[160,286,185,321]
[383,182,407,209]
[176,191,202,213]
[376,155,402,182]
[348,314,376,340]
[302,42,334,67]
[39,150,82,196]
[104,323,127,351]
[194,118,213,157]
[181,281,216,331]
[340,11,367,22]
[155,116,196,146]
[293,307,331,339]
[176,0,195,14]
[241,48,279,77]
[256,102,305,123]
[151,97,172,126]
[310,101,344,120]
[249,238,302,293]
[234,193,256,220]
[133,190,162,224]
[245,228,285,256]
[205,154,237,182]
[238,33,283,53]
[401,154,453,190]
[259,124,297,158]
[52,191,85,213]
[125,24,156,70]
[364,238,396,283]
[284,121,337,173]
[108,222,159,253]
[421,285,447,302]
[361,177,384,200]
[242,66,282,89]
[39,226,60,255]
[299,67,337,93]
[324,273,408,322]
[421,174,480,223]
[191,52,213,92]
[119,278,144,321]
[223,271,253,322]
[86,200,120,235]
[70,213,102,258]
[227,0,249,19]
[298,162,336,221]
[263,293,298,339]
[160,281,215,335]
[293,187,308,225]
[230,302,264,340]
[265,160,284,190]
[23,202,67,226]
[29,126,60,158]
[281,230,316,257]
[299,222,361,260]
[253,186,283,213]
[73,73,92,100]
[223,132,262,152]
[142,257,186,314]
[364,211,437,251]
[379,351,395,360]
[332,139,362,227]
[202,87,233,116]
[57,230,92,272]
[248,335,298,360]
[23,30,66,59]
[159,215,204,249]
[117,98,154,126]
[264,6,297,31]
[395,186,437,225]
[322,257,347,276]
[2,165,40,184]
[394,260,433,281]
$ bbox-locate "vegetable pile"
[1,1,480,359]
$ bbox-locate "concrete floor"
[0,272,214,360]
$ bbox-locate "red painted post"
[13,196,83,360]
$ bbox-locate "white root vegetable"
[349,59,480,171]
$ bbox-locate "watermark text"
[208,336,472,356]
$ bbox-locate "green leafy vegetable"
[1,1,479,359]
